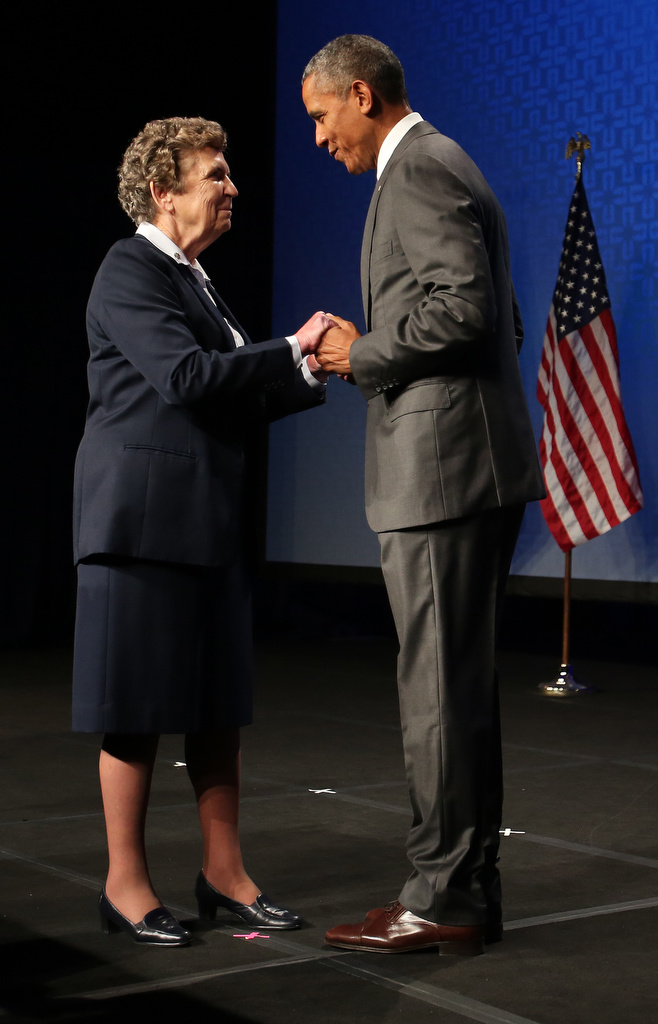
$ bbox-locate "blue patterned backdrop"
[267,0,657,583]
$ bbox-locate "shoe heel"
[100,912,120,935]
[197,898,217,922]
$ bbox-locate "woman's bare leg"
[185,728,259,904]
[100,733,161,923]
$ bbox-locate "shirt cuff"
[301,357,328,393]
[286,335,303,368]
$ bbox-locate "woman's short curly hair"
[118,116,227,225]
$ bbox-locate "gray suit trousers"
[379,504,524,925]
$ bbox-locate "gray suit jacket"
[350,122,544,533]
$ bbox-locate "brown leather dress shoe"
[325,901,484,955]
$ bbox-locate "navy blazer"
[73,235,323,566]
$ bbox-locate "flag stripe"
[557,338,629,522]
[560,327,642,515]
[580,313,643,495]
[539,348,608,540]
[538,346,600,545]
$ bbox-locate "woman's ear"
[149,180,174,215]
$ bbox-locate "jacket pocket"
[386,380,451,421]
[371,239,393,263]
[123,444,197,461]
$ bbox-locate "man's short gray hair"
[302,34,409,105]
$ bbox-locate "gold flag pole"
[565,132,591,180]
[538,134,595,697]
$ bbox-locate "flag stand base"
[538,663,595,697]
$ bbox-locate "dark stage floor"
[0,637,656,1023]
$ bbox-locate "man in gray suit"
[303,35,544,955]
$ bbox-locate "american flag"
[537,180,643,552]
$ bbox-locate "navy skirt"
[72,557,253,733]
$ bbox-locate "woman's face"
[168,147,238,256]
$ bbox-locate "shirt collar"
[376,112,424,179]
[135,222,210,280]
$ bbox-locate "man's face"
[302,76,376,175]
[171,147,238,250]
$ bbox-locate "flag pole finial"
[565,133,591,179]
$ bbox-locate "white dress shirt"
[376,111,424,179]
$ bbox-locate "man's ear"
[351,80,375,114]
[149,180,174,215]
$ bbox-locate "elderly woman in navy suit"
[72,117,332,945]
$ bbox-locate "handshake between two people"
[295,311,362,381]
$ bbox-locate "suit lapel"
[361,122,439,329]
[360,186,381,328]
[178,265,246,349]
[206,282,252,345]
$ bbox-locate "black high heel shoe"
[99,891,191,946]
[194,872,302,930]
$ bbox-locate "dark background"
[4,7,279,646]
